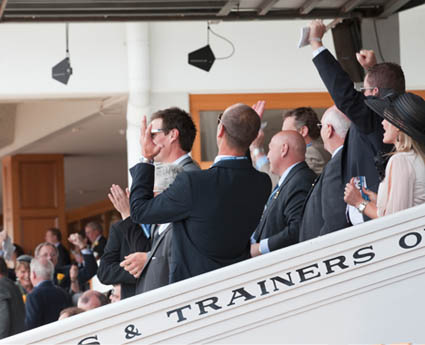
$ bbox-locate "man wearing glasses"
[308,19,405,196]
[130,103,271,283]
[149,107,200,171]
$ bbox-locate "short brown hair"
[367,62,405,95]
[47,228,62,242]
[151,107,197,152]
[282,107,321,140]
[221,104,261,151]
[59,307,85,318]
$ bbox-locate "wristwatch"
[356,199,369,213]
[139,156,154,164]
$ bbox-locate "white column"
[126,22,151,186]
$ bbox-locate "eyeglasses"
[317,123,323,130]
[150,128,166,139]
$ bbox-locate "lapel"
[140,224,173,277]
[255,162,306,240]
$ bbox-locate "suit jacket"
[179,155,201,171]
[55,251,98,292]
[306,139,331,175]
[313,49,393,192]
[91,236,107,259]
[130,159,271,283]
[25,280,71,330]
[136,223,173,294]
[0,277,25,339]
[97,220,138,299]
[299,149,351,242]
[253,162,316,251]
[56,243,71,267]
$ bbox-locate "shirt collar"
[278,161,302,187]
[332,145,343,158]
[173,153,190,165]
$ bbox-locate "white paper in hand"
[298,26,310,48]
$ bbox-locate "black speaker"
[332,18,364,83]
[52,57,73,85]
[188,45,216,72]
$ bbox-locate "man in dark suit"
[45,228,71,267]
[299,106,352,242]
[85,222,107,259]
[308,20,405,193]
[0,257,25,339]
[25,258,70,330]
[98,108,200,297]
[130,103,271,283]
[251,131,316,256]
[119,164,183,294]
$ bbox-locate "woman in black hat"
[344,92,425,219]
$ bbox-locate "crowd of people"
[1,19,425,339]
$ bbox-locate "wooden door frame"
[190,92,333,169]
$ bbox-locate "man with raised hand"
[307,19,405,194]
[130,103,271,283]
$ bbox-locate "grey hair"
[34,242,58,258]
[322,108,351,139]
[154,163,184,193]
[30,258,54,281]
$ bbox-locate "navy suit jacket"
[97,220,137,299]
[253,161,316,251]
[130,159,271,283]
[313,49,393,192]
[25,280,71,330]
[299,149,351,242]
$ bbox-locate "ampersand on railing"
[124,324,142,339]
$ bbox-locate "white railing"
[4,203,425,344]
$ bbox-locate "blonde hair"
[394,131,425,163]
[15,260,30,273]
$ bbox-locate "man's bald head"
[220,103,261,152]
[267,130,306,176]
[77,290,108,311]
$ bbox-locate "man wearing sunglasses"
[130,103,271,283]
[148,107,200,171]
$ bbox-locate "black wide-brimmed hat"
[365,92,425,147]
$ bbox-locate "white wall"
[0,23,128,99]
[399,4,425,90]
[0,6,424,103]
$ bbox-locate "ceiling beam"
[0,0,8,21]
[299,0,320,15]
[340,0,366,13]
[379,0,411,17]
[257,0,278,16]
[216,0,239,16]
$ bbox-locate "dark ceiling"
[0,0,424,23]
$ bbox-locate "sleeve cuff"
[81,248,93,255]
[260,239,270,254]
[313,46,327,58]
[255,156,269,170]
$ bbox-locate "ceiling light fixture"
[188,22,235,72]
[52,23,73,85]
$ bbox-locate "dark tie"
[251,184,280,242]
